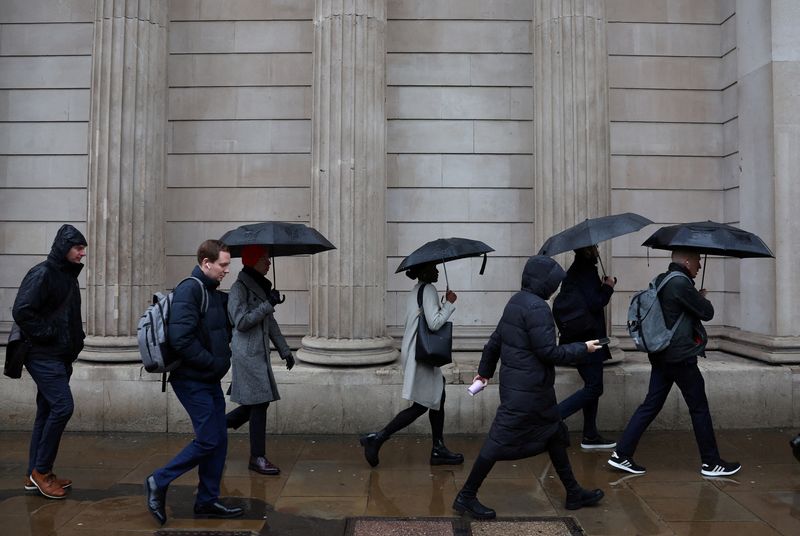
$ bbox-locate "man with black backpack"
[12,224,87,500]
[145,239,243,526]
[608,249,741,477]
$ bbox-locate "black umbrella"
[642,220,774,287]
[220,222,336,301]
[395,237,494,290]
[537,212,653,276]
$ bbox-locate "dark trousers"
[226,402,269,457]
[153,379,227,506]
[25,359,74,475]
[382,387,446,441]
[461,434,578,497]
[557,359,604,438]
[616,359,720,465]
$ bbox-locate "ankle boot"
[359,430,388,467]
[565,487,604,510]
[430,439,464,465]
[452,490,496,519]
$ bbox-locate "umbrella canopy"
[537,212,653,257]
[641,221,774,258]
[395,237,494,274]
[220,222,335,258]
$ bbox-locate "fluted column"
[81,0,168,362]
[298,0,397,365]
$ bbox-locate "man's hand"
[603,276,617,288]
[445,290,457,303]
[699,288,708,298]
[585,339,601,352]
[284,353,295,370]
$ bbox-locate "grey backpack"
[627,271,689,353]
[137,277,208,374]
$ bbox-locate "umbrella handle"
[479,253,488,275]
[597,253,607,278]
[700,253,707,290]
[441,260,449,292]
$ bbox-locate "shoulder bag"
[414,284,453,367]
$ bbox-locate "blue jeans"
[153,379,227,506]
[25,359,74,475]
[557,359,604,438]
[616,359,720,465]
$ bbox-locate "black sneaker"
[580,435,617,449]
[608,451,646,474]
[701,460,741,477]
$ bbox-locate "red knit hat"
[241,245,268,267]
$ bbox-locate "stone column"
[297,0,397,365]
[81,0,169,362]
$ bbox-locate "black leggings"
[382,387,446,441]
[226,402,270,457]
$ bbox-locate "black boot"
[359,430,388,467]
[565,487,604,510]
[430,439,464,465]
[791,434,800,463]
[452,490,496,519]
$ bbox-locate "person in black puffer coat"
[452,256,604,519]
[145,240,243,526]
[12,224,87,499]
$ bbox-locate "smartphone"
[597,337,610,346]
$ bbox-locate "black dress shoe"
[193,501,244,519]
[565,487,604,510]
[452,492,496,519]
[249,456,280,475]
[144,475,167,526]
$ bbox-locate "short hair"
[196,239,229,265]
[671,249,699,263]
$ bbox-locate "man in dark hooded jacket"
[608,249,741,477]
[452,256,604,519]
[145,239,242,526]
[12,224,87,499]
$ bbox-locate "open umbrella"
[220,221,336,301]
[537,212,653,276]
[395,237,494,290]
[642,220,774,287]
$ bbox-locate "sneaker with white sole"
[701,460,741,477]
[608,451,646,474]
[581,435,617,449]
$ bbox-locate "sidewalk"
[0,429,798,535]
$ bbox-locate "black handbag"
[5,323,30,379]
[414,284,453,367]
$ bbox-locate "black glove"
[284,352,295,370]
[268,289,285,306]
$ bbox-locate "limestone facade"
[1,1,799,387]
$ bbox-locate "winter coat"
[401,282,455,410]
[649,262,714,364]
[553,256,613,361]
[477,256,589,461]
[227,268,291,405]
[12,224,86,362]
[168,265,232,384]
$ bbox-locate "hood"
[521,255,566,299]
[47,224,87,268]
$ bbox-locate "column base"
[79,336,140,363]
[297,335,399,366]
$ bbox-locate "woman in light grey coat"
[226,245,294,475]
[359,262,463,468]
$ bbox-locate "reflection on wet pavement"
[0,430,798,535]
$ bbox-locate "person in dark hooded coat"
[12,224,87,500]
[452,256,604,519]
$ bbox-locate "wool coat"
[227,269,291,405]
[401,282,455,410]
[477,256,590,461]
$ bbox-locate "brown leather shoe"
[248,456,280,475]
[30,469,67,499]
[25,474,71,491]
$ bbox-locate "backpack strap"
[177,276,208,316]
[653,271,690,333]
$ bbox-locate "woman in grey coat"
[226,245,295,475]
[359,262,462,467]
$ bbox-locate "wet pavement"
[1,429,798,535]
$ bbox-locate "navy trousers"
[153,379,227,506]
[616,359,720,465]
[25,359,74,475]
[557,359,604,438]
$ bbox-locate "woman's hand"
[585,339,601,352]
[473,374,488,384]
[445,290,457,303]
